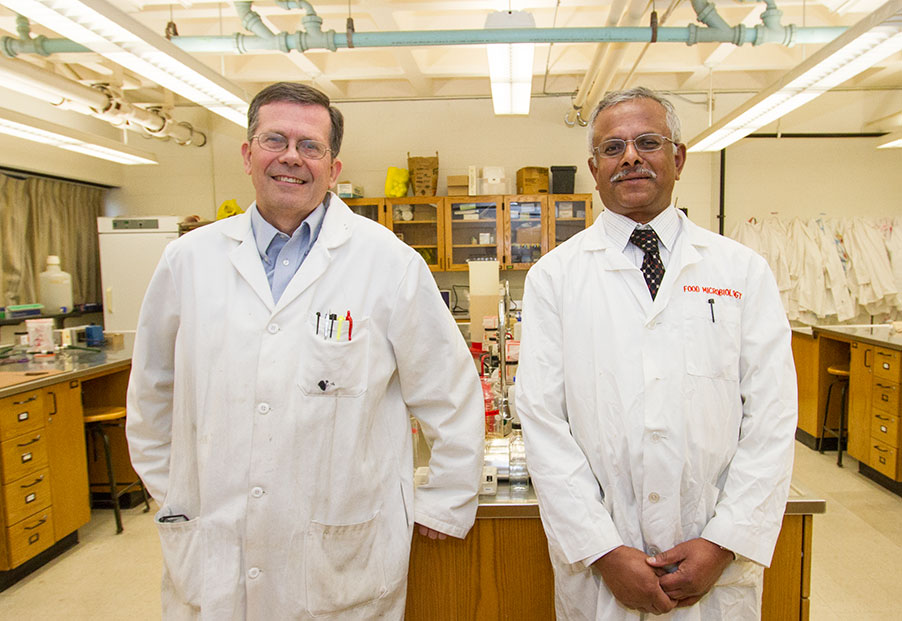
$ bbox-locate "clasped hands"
[592,538,733,616]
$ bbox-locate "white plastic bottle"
[38,255,73,314]
[508,421,529,493]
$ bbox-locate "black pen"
[316,311,321,335]
[708,298,716,323]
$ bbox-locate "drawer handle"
[20,475,44,488]
[876,414,890,421]
[880,456,887,465]
[24,516,47,530]
[12,395,37,406]
[17,435,41,447]
[883,394,890,402]
[28,533,40,545]
[877,351,894,357]
[874,445,889,453]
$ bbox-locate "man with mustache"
[516,87,797,619]
[127,82,484,618]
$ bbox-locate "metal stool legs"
[89,422,151,534]
[819,378,849,467]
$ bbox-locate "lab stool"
[818,364,850,467]
[83,405,150,533]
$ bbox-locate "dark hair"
[246,82,344,157]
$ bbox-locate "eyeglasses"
[593,133,676,158]
[251,132,332,160]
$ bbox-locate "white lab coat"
[517,210,797,621]
[126,195,484,620]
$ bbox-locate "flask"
[38,255,73,314]
[508,421,529,493]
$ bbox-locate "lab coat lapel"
[223,212,276,310]
[586,216,656,313]
[647,212,706,321]
[273,194,353,313]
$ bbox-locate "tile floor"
[0,441,900,619]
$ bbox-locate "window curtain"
[0,172,105,308]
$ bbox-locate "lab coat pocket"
[304,512,387,617]
[683,302,741,379]
[298,317,369,398]
[156,511,204,608]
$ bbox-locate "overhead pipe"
[0,55,205,146]
[565,0,631,127]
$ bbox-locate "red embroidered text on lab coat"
[682,285,743,299]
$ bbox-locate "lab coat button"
[651,432,661,442]
[282,259,290,266]
[647,321,657,330]
[251,486,264,498]
[256,403,270,414]
[248,567,260,579]
[267,324,279,334]
[648,492,660,503]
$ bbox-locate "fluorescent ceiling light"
[689,0,902,152]
[877,130,902,147]
[0,0,249,127]
[0,107,157,164]
[485,11,535,116]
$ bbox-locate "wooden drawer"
[869,439,899,480]
[872,412,899,448]
[3,468,51,526]
[872,380,900,415]
[0,431,49,484]
[0,390,45,442]
[873,348,902,383]
[6,509,53,568]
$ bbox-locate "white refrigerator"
[97,216,180,332]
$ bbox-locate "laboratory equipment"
[38,255,73,313]
[508,421,529,492]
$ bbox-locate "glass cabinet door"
[549,194,593,249]
[505,195,547,269]
[344,198,387,226]
[444,196,503,271]
[385,197,444,271]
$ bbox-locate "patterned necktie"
[629,227,664,300]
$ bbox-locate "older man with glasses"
[516,87,797,620]
[127,82,484,619]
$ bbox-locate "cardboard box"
[447,174,469,196]
[516,167,549,194]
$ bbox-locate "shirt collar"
[249,199,328,259]
[602,205,680,252]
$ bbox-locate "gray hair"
[586,87,681,157]
[247,82,344,157]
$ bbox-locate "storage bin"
[551,166,577,194]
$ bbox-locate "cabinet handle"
[865,349,872,368]
[877,351,894,357]
[876,414,890,421]
[875,383,896,390]
[48,391,58,416]
[13,394,37,406]
[17,434,41,447]
[25,516,48,530]
[874,444,889,453]
[20,475,44,488]
[29,533,40,545]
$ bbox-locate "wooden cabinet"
[385,197,445,271]
[504,195,547,269]
[847,341,874,462]
[0,380,90,570]
[548,194,593,249]
[353,194,592,271]
[864,346,902,479]
[345,197,388,226]
[444,196,504,271]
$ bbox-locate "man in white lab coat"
[126,82,484,619]
[516,87,797,619]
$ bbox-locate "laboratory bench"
[406,481,825,621]
[792,325,902,494]
[0,338,134,589]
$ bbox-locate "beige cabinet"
[0,381,90,570]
